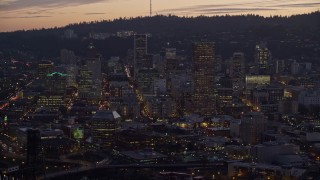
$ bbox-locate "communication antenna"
[150,0,152,17]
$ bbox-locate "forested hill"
[67,11,320,36]
[0,11,319,61]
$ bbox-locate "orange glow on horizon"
[0,0,319,32]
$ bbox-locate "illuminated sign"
[4,115,8,126]
[72,127,84,139]
[47,72,68,77]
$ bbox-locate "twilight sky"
[0,0,319,32]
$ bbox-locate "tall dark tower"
[86,43,102,81]
[134,34,148,79]
[192,42,216,117]
[255,43,271,74]
[26,129,42,178]
[27,129,41,166]
[230,52,245,91]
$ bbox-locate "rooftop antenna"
[150,0,152,17]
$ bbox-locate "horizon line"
[1,10,319,33]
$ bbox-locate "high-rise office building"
[134,34,148,79]
[78,67,93,99]
[38,60,54,79]
[109,74,140,119]
[66,66,78,87]
[165,48,176,60]
[107,56,122,75]
[26,129,42,178]
[146,94,178,119]
[87,59,101,82]
[27,129,41,166]
[240,112,267,145]
[46,72,67,94]
[86,44,101,81]
[60,49,76,65]
[91,110,121,148]
[230,52,245,91]
[192,42,216,117]
[255,43,271,74]
[36,72,68,109]
[166,48,179,75]
[136,69,159,95]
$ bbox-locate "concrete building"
[109,74,140,119]
[298,89,320,106]
[146,94,177,119]
[192,42,216,117]
[136,69,159,95]
[240,112,267,145]
[245,75,271,90]
[134,34,148,79]
[91,110,121,148]
[251,142,300,163]
[78,67,93,99]
[255,43,271,74]
[229,52,245,91]
[38,60,54,79]
[60,49,76,65]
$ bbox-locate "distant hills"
[0,11,319,62]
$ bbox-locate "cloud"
[159,5,279,15]
[24,9,54,14]
[84,12,106,15]
[0,15,52,19]
[0,0,108,11]
[194,8,277,13]
[158,2,279,14]
[0,0,17,6]
[157,0,319,15]
[274,2,320,7]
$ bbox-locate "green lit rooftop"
[47,72,68,77]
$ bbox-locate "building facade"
[192,42,216,117]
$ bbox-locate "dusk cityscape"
[0,1,320,180]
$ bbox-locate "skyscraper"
[192,42,216,117]
[78,67,93,99]
[230,52,246,91]
[166,48,179,75]
[26,129,41,166]
[46,72,67,94]
[37,72,67,109]
[26,129,42,179]
[38,60,54,79]
[134,34,148,79]
[255,43,271,74]
[86,44,101,81]
[240,112,267,145]
[60,49,76,65]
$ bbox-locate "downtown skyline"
[0,0,320,32]
[1,1,320,178]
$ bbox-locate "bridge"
[40,162,226,179]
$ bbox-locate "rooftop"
[121,150,167,160]
[92,110,121,121]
